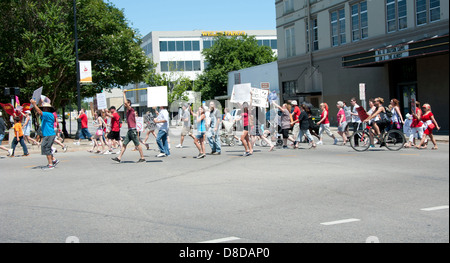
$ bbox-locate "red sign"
[0,103,16,116]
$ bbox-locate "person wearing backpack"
[363,97,390,147]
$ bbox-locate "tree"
[194,35,277,100]
[0,0,151,110]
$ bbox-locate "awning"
[342,34,449,68]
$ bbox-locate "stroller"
[220,120,237,147]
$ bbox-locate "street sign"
[261,82,270,91]
[359,83,366,101]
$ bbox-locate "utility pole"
[73,0,82,139]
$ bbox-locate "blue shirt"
[41,112,56,137]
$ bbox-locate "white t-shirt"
[352,104,361,123]
[156,109,169,132]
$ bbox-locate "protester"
[154,105,170,158]
[103,106,123,155]
[21,110,40,147]
[111,90,145,163]
[290,101,301,148]
[10,116,29,157]
[0,111,11,155]
[272,101,293,149]
[176,104,193,149]
[74,108,92,145]
[343,101,352,138]
[88,111,108,154]
[405,101,423,148]
[30,99,60,170]
[416,104,440,150]
[52,111,68,153]
[336,101,348,145]
[142,110,157,150]
[250,106,275,152]
[350,98,361,131]
[390,99,404,130]
[295,104,316,149]
[192,106,207,159]
[316,103,338,145]
[235,101,253,156]
[207,101,222,155]
[363,97,390,147]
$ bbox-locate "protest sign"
[147,86,168,107]
[31,87,43,108]
[230,83,252,104]
[96,93,107,110]
[0,103,15,116]
[136,117,144,132]
[250,88,269,108]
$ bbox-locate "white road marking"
[199,237,241,243]
[320,218,361,226]
[420,205,449,211]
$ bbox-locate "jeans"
[207,129,221,153]
[12,136,28,155]
[296,129,315,143]
[156,130,170,156]
[79,128,92,140]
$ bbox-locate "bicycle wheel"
[350,131,371,152]
[260,139,268,147]
[384,129,405,151]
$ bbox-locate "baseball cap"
[291,100,298,105]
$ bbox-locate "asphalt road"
[0,134,448,243]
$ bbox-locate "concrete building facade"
[275,0,449,131]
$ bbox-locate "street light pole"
[73,0,81,139]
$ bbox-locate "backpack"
[384,106,393,118]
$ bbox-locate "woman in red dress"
[416,104,440,150]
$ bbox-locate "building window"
[184,41,192,51]
[168,41,176,52]
[257,39,278,49]
[193,41,200,51]
[312,18,319,51]
[387,0,408,33]
[285,27,296,57]
[234,73,241,85]
[160,61,169,72]
[416,0,440,26]
[284,0,294,14]
[160,41,168,52]
[351,1,368,42]
[282,81,297,96]
[331,9,346,47]
[160,61,202,72]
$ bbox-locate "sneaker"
[111,157,121,163]
[51,148,57,154]
[176,144,183,148]
[103,151,112,155]
[317,141,323,145]
[156,153,167,158]
[196,154,203,159]
[8,149,13,156]
[62,146,68,152]
[244,152,252,157]
[334,138,339,145]
[73,141,80,145]
[23,153,30,157]
[137,158,146,163]
[211,151,221,155]
[42,165,55,170]
[53,159,60,166]
[210,151,216,155]
[282,146,288,149]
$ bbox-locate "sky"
[107,0,276,36]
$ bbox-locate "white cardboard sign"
[147,86,168,107]
[230,83,252,104]
[136,117,144,132]
[96,93,107,110]
[251,88,269,108]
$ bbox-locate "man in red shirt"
[74,108,92,145]
[290,101,302,148]
[104,106,123,154]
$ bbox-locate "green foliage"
[194,35,277,100]
[0,0,151,109]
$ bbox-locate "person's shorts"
[338,122,347,132]
[123,129,140,146]
[0,134,4,142]
[181,126,192,136]
[243,126,249,131]
[281,129,290,139]
[41,135,56,156]
[375,120,389,131]
[107,131,121,141]
[196,132,205,140]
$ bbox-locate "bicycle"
[350,122,406,152]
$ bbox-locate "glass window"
[204,61,210,71]
[430,0,441,22]
[193,41,200,51]
[184,41,192,51]
[257,40,263,46]
[160,62,169,72]
[185,61,193,71]
[312,18,319,51]
[176,61,184,71]
[285,27,295,57]
[351,1,368,42]
[331,9,345,47]
[263,39,271,47]
[284,0,294,14]
[169,61,176,71]
[176,41,184,51]
[271,39,278,49]
[160,41,168,52]
[387,0,408,33]
[168,41,176,52]
[203,40,211,50]
[193,61,201,71]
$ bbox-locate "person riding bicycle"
[363,97,390,147]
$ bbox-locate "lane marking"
[199,237,241,243]
[321,218,361,226]
[400,154,419,156]
[420,205,449,211]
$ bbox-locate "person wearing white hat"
[0,111,12,155]
[30,99,60,170]
[20,110,40,147]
